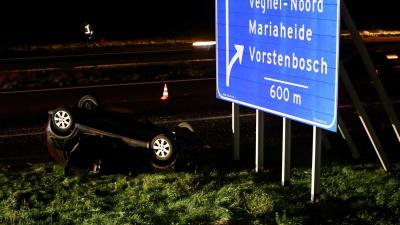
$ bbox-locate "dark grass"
[0,162,399,225]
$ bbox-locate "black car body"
[46,96,204,175]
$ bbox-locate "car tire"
[52,107,74,134]
[151,134,174,161]
[150,134,178,170]
[78,95,98,110]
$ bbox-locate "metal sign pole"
[282,117,291,186]
[342,1,400,143]
[232,103,240,160]
[340,63,390,171]
[338,114,360,159]
[255,110,264,173]
[311,126,322,202]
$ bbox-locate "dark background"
[0,0,398,46]
[0,1,215,45]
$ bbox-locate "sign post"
[282,117,292,186]
[311,126,322,202]
[232,103,240,160]
[255,110,265,172]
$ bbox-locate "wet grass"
[0,162,399,224]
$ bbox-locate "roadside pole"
[255,110,264,173]
[281,118,292,186]
[311,127,322,202]
[232,103,240,160]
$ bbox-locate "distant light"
[386,54,399,60]
[193,41,216,47]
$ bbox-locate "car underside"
[46,95,205,176]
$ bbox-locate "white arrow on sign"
[225,0,244,87]
[226,45,244,87]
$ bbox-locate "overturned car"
[46,95,205,176]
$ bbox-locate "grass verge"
[0,162,399,224]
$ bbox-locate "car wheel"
[178,122,194,132]
[150,134,179,171]
[52,107,74,134]
[151,134,174,161]
[78,95,98,110]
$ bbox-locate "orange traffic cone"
[161,83,169,100]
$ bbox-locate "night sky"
[0,0,398,46]
[0,1,214,46]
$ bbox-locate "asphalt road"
[1,40,400,168]
[1,75,399,168]
[0,43,215,72]
[0,78,227,129]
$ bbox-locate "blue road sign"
[216,0,340,132]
